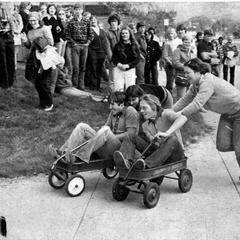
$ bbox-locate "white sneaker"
[44,104,54,112]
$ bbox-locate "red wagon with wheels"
[48,141,118,197]
[112,157,193,209]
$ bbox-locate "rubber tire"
[48,170,68,189]
[65,174,85,197]
[178,169,193,193]
[102,166,118,179]
[150,176,164,185]
[143,182,160,209]
[112,178,129,201]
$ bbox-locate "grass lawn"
[0,64,213,178]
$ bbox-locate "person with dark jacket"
[88,16,111,90]
[42,4,65,54]
[105,13,121,91]
[144,30,161,85]
[135,21,147,84]
[223,34,239,85]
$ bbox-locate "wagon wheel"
[48,170,68,189]
[143,182,160,208]
[178,169,193,193]
[150,176,164,185]
[112,178,129,201]
[65,174,85,197]
[102,166,118,179]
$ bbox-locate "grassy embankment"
[0,66,213,178]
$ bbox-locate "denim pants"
[119,133,185,168]
[60,124,121,163]
[88,50,106,90]
[223,65,235,85]
[0,34,15,89]
[135,58,145,84]
[164,64,175,92]
[35,69,53,108]
[144,62,159,85]
[216,108,240,167]
[71,44,88,89]
[64,44,73,80]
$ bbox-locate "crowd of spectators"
[0,2,239,111]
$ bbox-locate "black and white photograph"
[0,1,240,239]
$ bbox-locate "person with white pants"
[111,26,140,91]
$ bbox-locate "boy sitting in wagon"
[49,92,139,163]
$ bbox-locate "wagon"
[112,157,193,209]
[48,153,118,197]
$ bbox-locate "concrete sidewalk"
[1,113,240,240]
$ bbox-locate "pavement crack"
[73,172,102,240]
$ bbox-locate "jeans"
[64,44,73,80]
[119,133,185,168]
[216,108,240,167]
[60,124,121,163]
[135,58,145,84]
[72,44,88,89]
[55,40,67,57]
[113,67,136,91]
[144,62,159,85]
[35,69,53,108]
[88,50,106,90]
[0,34,15,89]
[164,64,175,92]
[223,65,235,85]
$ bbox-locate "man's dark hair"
[184,58,211,74]
[108,92,126,105]
[148,27,155,34]
[126,85,144,100]
[108,13,121,25]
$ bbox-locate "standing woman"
[173,34,196,99]
[156,58,240,178]
[22,12,54,111]
[42,4,64,55]
[19,2,32,34]
[111,26,140,91]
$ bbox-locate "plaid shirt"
[65,17,94,45]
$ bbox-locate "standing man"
[105,13,121,91]
[223,34,239,85]
[0,2,16,89]
[65,3,94,90]
[217,36,224,78]
[197,29,218,65]
[135,21,147,85]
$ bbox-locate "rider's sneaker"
[65,151,76,163]
[113,151,131,169]
[133,158,145,170]
[48,144,63,158]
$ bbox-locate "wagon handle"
[55,140,90,162]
